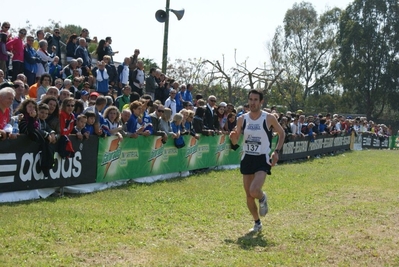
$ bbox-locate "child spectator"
[71,114,90,140]
[171,113,184,148]
[84,111,97,136]
[102,106,122,139]
[37,103,56,144]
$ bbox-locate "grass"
[1,150,398,266]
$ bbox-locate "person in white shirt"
[164,89,177,119]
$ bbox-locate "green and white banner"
[96,135,243,183]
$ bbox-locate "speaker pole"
[161,0,170,74]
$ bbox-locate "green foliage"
[270,2,341,107]
[142,58,160,73]
[1,150,399,266]
[336,0,399,120]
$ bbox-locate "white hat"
[218,102,227,107]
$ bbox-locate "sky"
[3,0,354,71]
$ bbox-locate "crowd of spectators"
[273,108,394,144]
[0,21,395,175]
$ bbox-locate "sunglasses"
[54,32,60,34]
[3,26,10,29]
[67,104,75,107]
[19,32,27,35]
[210,99,216,102]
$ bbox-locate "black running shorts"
[240,154,272,175]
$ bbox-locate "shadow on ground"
[224,231,276,250]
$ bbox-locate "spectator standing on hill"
[36,40,55,78]
[183,83,193,104]
[144,67,158,99]
[103,55,117,89]
[131,60,145,96]
[93,61,109,95]
[164,89,177,118]
[6,28,26,81]
[0,33,8,75]
[49,56,62,82]
[47,28,62,61]
[129,49,140,71]
[229,89,285,233]
[74,38,91,76]
[66,34,78,63]
[32,30,44,50]
[105,37,118,64]
[175,84,186,113]
[118,57,130,95]
[95,39,107,62]
[23,35,40,86]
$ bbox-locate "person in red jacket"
[6,28,26,81]
[58,97,76,158]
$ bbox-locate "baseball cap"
[218,102,227,107]
[90,92,100,98]
[81,90,89,96]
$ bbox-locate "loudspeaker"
[170,9,185,21]
[155,9,168,23]
[155,9,185,23]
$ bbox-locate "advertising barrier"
[97,134,242,183]
[0,136,98,193]
[0,132,370,202]
[279,134,351,161]
[361,133,390,149]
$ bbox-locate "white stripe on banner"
[0,153,16,160]
[0,176,14,183]
[0,165,17,172]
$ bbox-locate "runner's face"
[248,93,263,112]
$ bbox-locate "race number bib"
[244,139,261,155]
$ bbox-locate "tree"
[231,50,285,107]
[336,0,399,119]
[269,2,341,107]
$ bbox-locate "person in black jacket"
[193,106,215,136]
[150,102,168,144]
[203,95,220,132]
[16,100,55,177]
